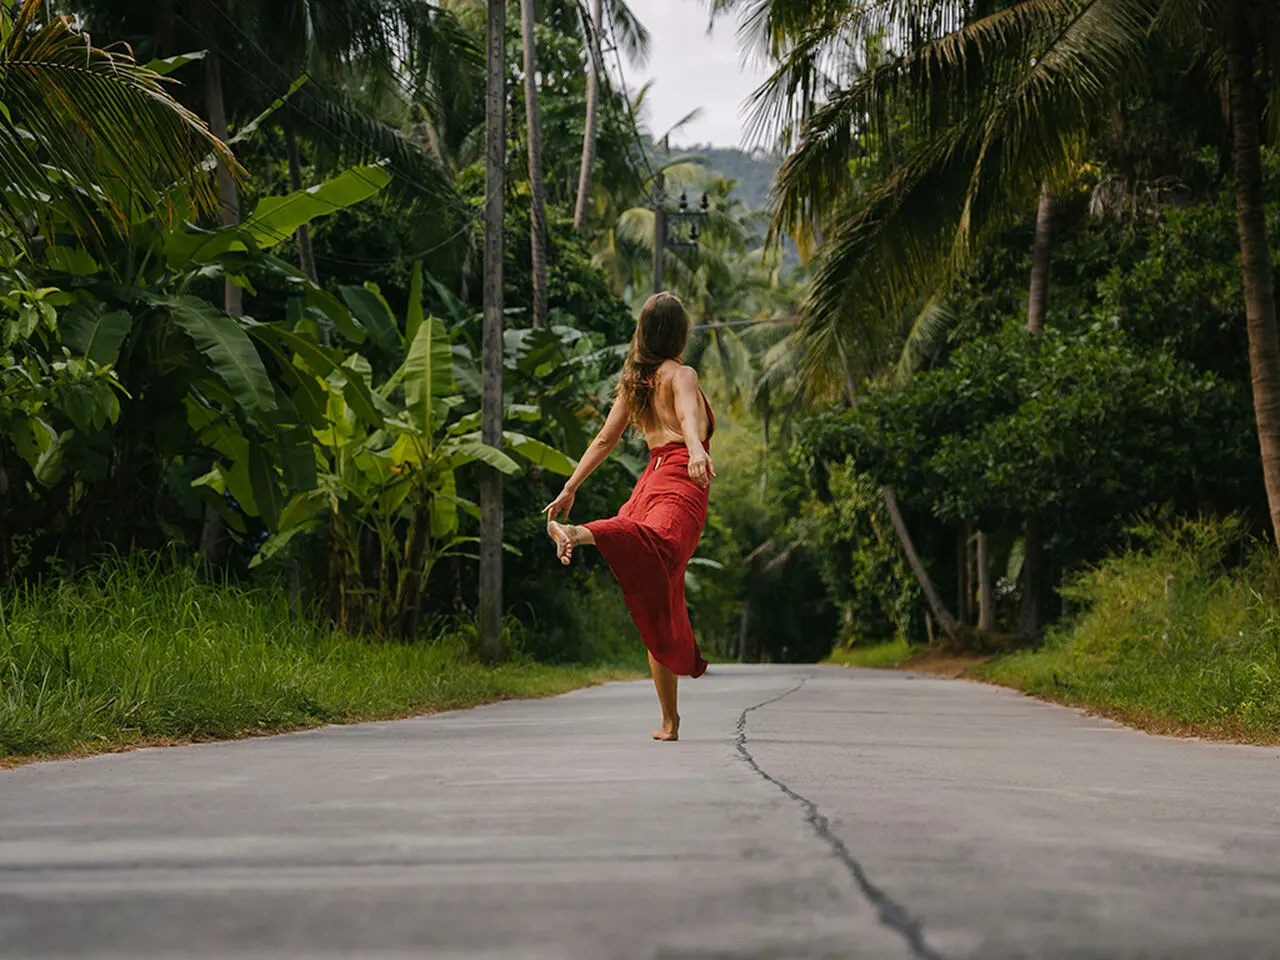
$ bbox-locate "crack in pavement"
[734,677,946,960]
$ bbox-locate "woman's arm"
[541,393,630,520]
[672,367,715,488]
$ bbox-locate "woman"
[542,292,715,742]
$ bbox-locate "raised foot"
[546,521,575,566]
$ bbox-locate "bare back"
[638,360,710,450]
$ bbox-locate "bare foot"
[546,521,575,566]
[652,719,679,741]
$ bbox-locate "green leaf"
[277,489,329,532]
[244,164,392,249]
[248,446,282,529]
[164,225,251,270]
[402,313,453,439]
[431,468,459,538]
[33,429,68,485]
[275,422,317,494]
[45,246,100,275]
[143,51,206,77]
[335,368,382,426]
[444,439,522,475]
[250,520,323,568]
[229,76,309,147]
[154,295,276,416]
[250,324,338,378]
[57,383,96,433]
[502,431,577,476]
[340,283,402,362]
[61,305,131,366]
[405,261,425,345]
[304,286,365,344]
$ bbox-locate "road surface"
[2,666,1278,959]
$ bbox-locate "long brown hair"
[616,292,691,426]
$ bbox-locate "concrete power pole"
[478,0,506,658]
[652,172,665,295]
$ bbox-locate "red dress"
[584,392,714,678]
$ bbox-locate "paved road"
[2,666,1279,959]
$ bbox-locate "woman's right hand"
[687,451,716,488]
[541,486,576,522]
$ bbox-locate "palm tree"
[745,0,1280,549]
[573,0,605,230]
[0,1,238,243]
[520,0,549,328]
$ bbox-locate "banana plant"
[240,263,577,637]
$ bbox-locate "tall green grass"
[979,518,1280,738]
[823,637,915,668]
[0,556,637,759]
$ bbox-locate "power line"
[578,0,655,195]
[177,6,480,227]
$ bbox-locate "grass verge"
[0,557,642,764]
[823,637,915,668]
[973,517,1280,744]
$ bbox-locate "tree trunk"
[1018,517,1042,637]
[1020,181,1052,633]
[881,486,959,641]
[652,171,666,294]
[281,48,317,285]
[1026,182,1052,334]
[284,127,318,280]
[573,0,604,230]
[957,525,971,626]
[478,0,507,658]
[760,407,770,498]
[977,531,995,633]
[199,5,241,319]
[1227,4,1280,551]
[520,0,549,329]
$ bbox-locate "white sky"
[616,0,772,149]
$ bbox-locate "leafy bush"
[980,517,1280,736]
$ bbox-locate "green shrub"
[980,517,1280,735]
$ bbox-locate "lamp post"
[650,173,711,296]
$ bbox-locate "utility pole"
[651,172,666,295]
[478,0,506,659]
[651,178,709,295]
[520,0,548,328]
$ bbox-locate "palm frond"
[289,77,462,208]
[0,2,239,239]
[605,0,652,66]
[892,296,955,385]
[790,0,1160,388]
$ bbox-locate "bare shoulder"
[666,363,699,391]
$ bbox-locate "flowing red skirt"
[585,441,710,678]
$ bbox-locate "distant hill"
[673,144,781,212]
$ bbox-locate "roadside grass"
[976,517,1280,743]
[0,557,642,762]
[824,637,915,668]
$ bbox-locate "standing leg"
[648,651,679,741]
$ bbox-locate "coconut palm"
[739,0,1280,547]
[0,1,237,243]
